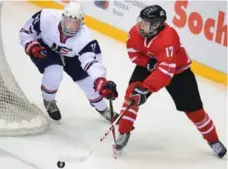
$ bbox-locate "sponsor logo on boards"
[94,0,109,9]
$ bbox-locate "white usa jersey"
[19,9,106,79]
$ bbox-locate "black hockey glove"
[130,86,149,107]
[147,57,157,71]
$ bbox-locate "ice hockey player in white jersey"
[19,2,119,122]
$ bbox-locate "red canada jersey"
[126,23,191,92]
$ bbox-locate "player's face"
[137,17,161,37]
[62,16,82,36]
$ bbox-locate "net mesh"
[0,2,49,136]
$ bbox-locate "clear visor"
[136,16,162,37]
[61,15,83,36]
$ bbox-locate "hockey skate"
[97,108,119,123]
[209,140,227,158]
[43,100,61,121]
[116,133,131,152]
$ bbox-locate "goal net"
[0,2,49,136]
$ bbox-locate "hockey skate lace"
[212,143,222,154]
[116,134,128,145]
[104,109,112,120]
[47,101,59,113]
[99,109,111,120]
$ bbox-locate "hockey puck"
[57,161,65,168]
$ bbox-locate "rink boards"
[27,0,227,85]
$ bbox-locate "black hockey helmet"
[137,5,167,37]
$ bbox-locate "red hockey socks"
[118,82,142,134]
[118,102,138,134]
[186,109,218,143]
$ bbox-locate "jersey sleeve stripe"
[78,40,101,56]
[160,62,176,68]
[84,60,98,71]
[130,56,138,62]
[127,48,138,52]
[158,67,174,77]
[89,95,103,103]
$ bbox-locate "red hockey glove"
[94,77,118,100]
[147,57,157,72]
[25,41,47,59]
[130,85,149,107]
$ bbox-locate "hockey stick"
[109,98,118,160]
[58,101,133,163]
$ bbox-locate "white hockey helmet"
[61,2,84,36]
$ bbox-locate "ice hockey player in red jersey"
[115,5,227,158]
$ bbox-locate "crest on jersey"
[94,0,109,9]
[51,43,72,56]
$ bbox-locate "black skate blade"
[217,149,227,158]
[99,115,120,125]
[48,112,61,121]
[117,149,124,158]
[48,117,61,125]
[209,140,227,159]
[42,112,61,125]
[53,120,61,125]
[99,115,112,124]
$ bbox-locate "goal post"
[0,2,49,136]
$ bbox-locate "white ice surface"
[0,2,227,169]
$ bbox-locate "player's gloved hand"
[94,77,118,100]
[147,57,157,71]
[130,85,149,107]
[25,41,47,59]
